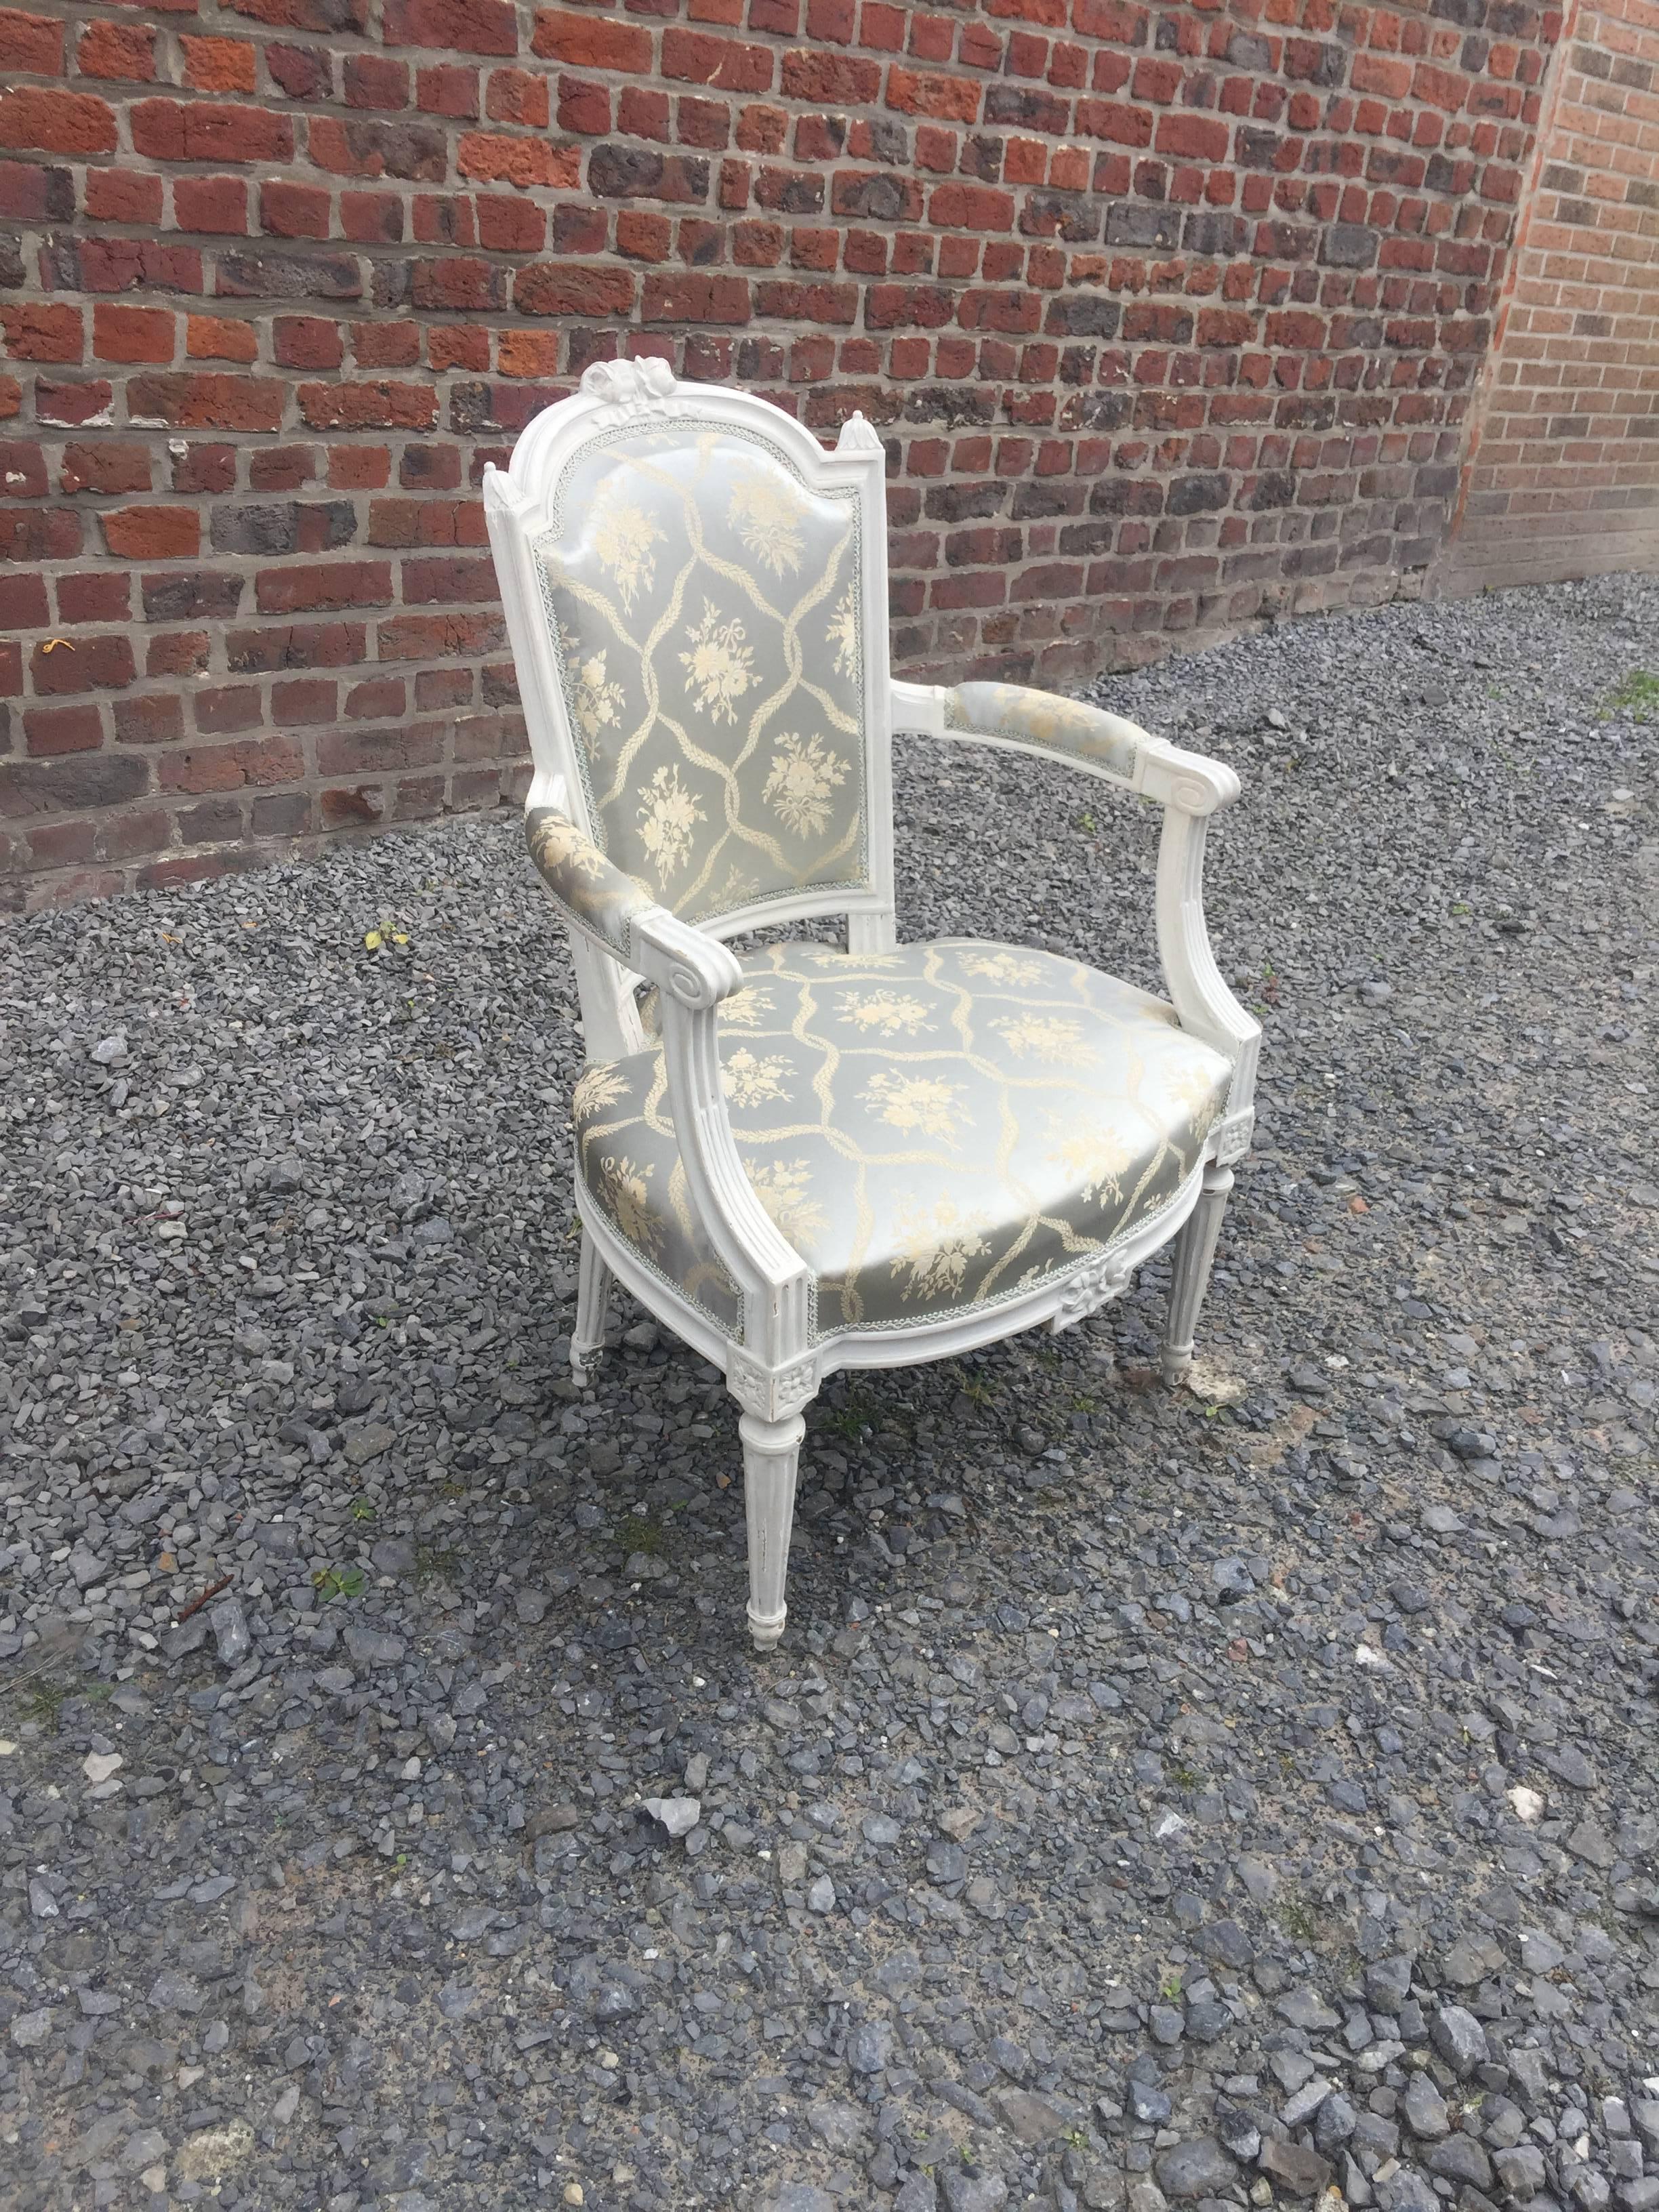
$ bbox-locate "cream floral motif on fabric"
[573,938,1233,1340]
[533,422,867,928]
[944,682,1144,783]
[525,805,654,959]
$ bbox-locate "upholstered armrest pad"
[526,804,655,961]
[943,680,1143,784]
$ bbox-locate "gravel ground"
[2,571,1657,2212]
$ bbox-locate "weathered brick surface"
[1433,0,1659,593]
[0,0,1650,909]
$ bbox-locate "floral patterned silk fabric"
[533,421,867,930]
[574,939,1233,1341]
[525,804,655,960]
[943,682,1143,783]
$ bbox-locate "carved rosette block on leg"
[1161,1161,1235,1387]
[739,1411,804,1652]
[571,1230,613,1386]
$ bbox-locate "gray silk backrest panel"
[531,420,868,928]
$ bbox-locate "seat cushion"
[573,938,1233,1342]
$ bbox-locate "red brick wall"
[1433,0,1659,592]
[0,0,1614,910]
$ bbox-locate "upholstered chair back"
[528,409,872,930]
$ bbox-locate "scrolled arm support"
[630,910,812,1366]
[893,676,1259,1143]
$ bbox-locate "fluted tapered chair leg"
[571,1229,613,1385]
[739,1410,804,1651]
[1162,1161,1234,1385]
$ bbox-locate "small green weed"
[616,1513,665,1557]
[312,1565,366,1601]
[1277,1896,1322,1944]
[1601,669,1659,722]
[349,1498,376,1522]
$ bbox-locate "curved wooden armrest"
[893,678,1238,815]
[525,803,655,963]
[891,678,1258,1146]
[630,910,813,1364]
[526,802,812,1352]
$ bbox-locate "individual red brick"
[457,131,579,189]
[111,693,182,745]
[33,634,136,694]
[663,26,775,89]
[180,34,256,92]
[35,381,111,428]
[496,329,562,377]
[377,611,506,660]
[515,263,636,316]
[262,179,332,239]
[641,272,750,323]
[0,438,46,496]
[476,194,544,251]
[86,169,164,223]
[294,380,436,431]
[173,176,249,234]
[172,445,237,495]
[254,560,394,614]
[268,41,331,100]
[486,68,549,126]
[0,89,116,156]
[558,76,611,134]
[886,66,982,119]
[275,316,345,370]
[781,52,881,102]
[344,54,410,110]
[58,573,131,626]
[0,7,62,73]
[415,667,472,709]
[194,684,263,734]
[244,446,313,492]
[417,63,478,117]
[186,314,258,363]
[93,303,174,364]
[129,373,285,433]
[385,0,518,55]
[226,621,366,672]
[102,506,200,560]
[130,99,294,163]
[0,570,49,623]
[159,735,303,792]
[148,631,210,678]
[346,675,406,719]
[0,304,82,361]
[24,704,102,757]
[77,18,156,79]
[354,321,422,368]
[532,8,653,69]
[271,677,337,723]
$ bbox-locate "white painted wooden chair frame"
[484,359,1259,1650]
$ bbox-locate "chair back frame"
[484,359,897,1067]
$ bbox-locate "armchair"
[484,358,1259,1650]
